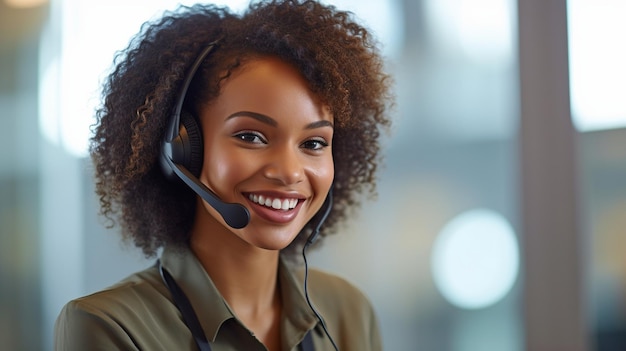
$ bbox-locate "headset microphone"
[160,42,250,229]
[161,154,250,229]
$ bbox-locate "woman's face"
[196,57,334,251]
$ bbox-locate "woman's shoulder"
[305,268,376,315]
[303,268,382,350]
[54,264,184,350]
[64,264,165,313]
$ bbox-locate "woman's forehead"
[202,57,332,124]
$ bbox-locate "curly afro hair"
[91,0,393,259]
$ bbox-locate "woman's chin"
[250,238,295,252]
[244,230,300,252]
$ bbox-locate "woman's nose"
[263,147,304,185]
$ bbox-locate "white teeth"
[248,194,299,211]
[271,198,281,209]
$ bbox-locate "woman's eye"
[234,132,266,144]
[302,139,329,151]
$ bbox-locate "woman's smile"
[247,193,301,211]
[245,192,305,224]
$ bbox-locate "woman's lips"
[245,193,304,223]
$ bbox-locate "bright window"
[568,0,626,132]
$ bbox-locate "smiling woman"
[53,1,393,350]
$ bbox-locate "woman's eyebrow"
[305,120,334,130]
[226,111,334,129]
[226,111,278,126]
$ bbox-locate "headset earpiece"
[160,110,204,181]
[174,111,204,177]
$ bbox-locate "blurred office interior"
[1,0,624,350]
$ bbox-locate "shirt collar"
[161,245,232,342]
[278,256,319,347]
[160,245,318,344]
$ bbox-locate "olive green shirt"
[54,246,381,350]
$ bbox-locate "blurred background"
[1,0,624,350]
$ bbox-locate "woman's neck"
[189,200,283,312]
[189,222,283,350]
[191,231,280,310]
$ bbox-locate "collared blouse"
[54,245,382,350]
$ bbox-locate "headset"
[158,42,339,351]
[159,41,250,229]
